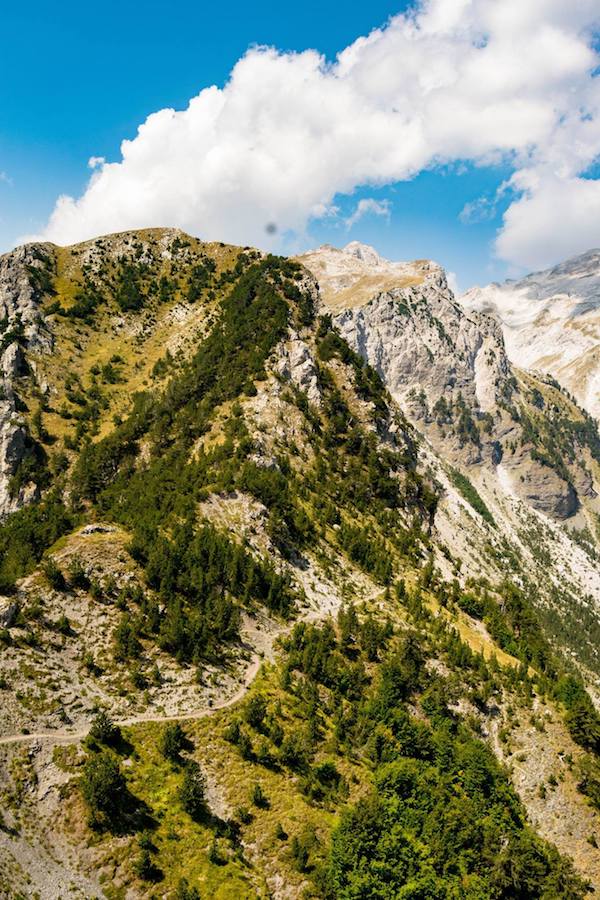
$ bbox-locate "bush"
[88,710,121,746]
[236,806,253,824]
[244,694,267,730]
[68,558,90,590]
[55,614,72,636]
[43,558,66,591]
[175,879,201,900]
[134,848,158,881]
[251,782,269,808]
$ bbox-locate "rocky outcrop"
[0,243,54,352]
[302,242,598,523]
[333,268,511,414]
[276,333,321,406]
[0,598,18,628]
[503,451,579,519]
[304,247,513,471]
[0,244,53,516]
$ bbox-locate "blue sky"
[2,1,599,289]
[1,1,409,245]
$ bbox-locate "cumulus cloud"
[496,171,600,269]
[33,0,600,270]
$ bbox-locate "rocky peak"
[301,241,508,412]
[298,242,443,311]
[342,240,385,266]
[302,241,600,521]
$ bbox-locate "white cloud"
[446,270,460,295]
[345,198,391,229]
[496,170,600,269]
[459,196,496,224]
[31,0,600,270]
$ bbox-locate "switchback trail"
[0,654,261,748]
[0,587,387,749]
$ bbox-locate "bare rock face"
[276,332,321,406]
[0,243,53,516]
[316,255,514,473]
[0,598,19,628]
[504,451,579,519]
[333,269,511,414]
[302,242,597,522]
[0,243,54,352]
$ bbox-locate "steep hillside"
[2,232,600,897]
[301,244,600,668]
[461,249,600,420]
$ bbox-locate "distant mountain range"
[462,249,600,419]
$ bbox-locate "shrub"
[43,558,66,591]
[244,694,267,730]
[175,879,201,900]
[160,723,186,761]
[88,710,121,746]
[68,558,90,590]
[251,782,269,809]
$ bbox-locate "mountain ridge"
[2,229,600,897]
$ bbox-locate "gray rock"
[276,332,321,406]
[0,243,54,517]
[0,599,19,628]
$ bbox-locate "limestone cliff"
[300,242,600,523]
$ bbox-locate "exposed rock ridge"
[0,244,55,514]
[302,242,600,521]
[334,266,511,414]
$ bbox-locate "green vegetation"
[0,493,73,591]
[4,232,600,897]
[80,589,590,897]
[81,750,128,830]
[449,466,495,525]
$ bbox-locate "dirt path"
[0,585,387,750]
[0,654,262,748]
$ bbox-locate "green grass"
[91,660,368,899]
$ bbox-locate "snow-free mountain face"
[301,242,600,523]
[461,250,600,420]
[5,232,600,896]
[299,241,437,309]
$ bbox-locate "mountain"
[461,250,600,420]
[2,231,600,897]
